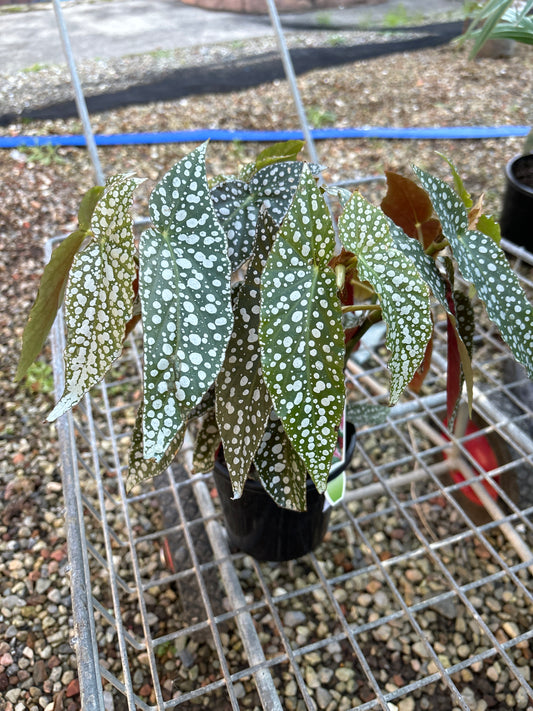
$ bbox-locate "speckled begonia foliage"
[339,192,433,405]
[126,403,185,492]
[48,174,142,421]
[215,209,278,497]
[193,407,221,474]
[127,386,216,490]
[140,143,233,460]
[260,165,345,492]
[254,410,308,511]
[388,217,474,403]
[414,167,533,379]
[211,161,303,269]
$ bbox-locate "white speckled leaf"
[415,167,533,378]
[254,410,307,511]
[193,408,221,474]
[211,161,303,269]
[259,165,345,492]
[215,210,277,497]
[127,384,216,490]
[48,174,142,421]
[126,403,185,492]
[346,401,390,427]
[388,221,448,307]
[339,193,433,405]
[140,143,233,460]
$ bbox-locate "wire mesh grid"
[47,236,533,711]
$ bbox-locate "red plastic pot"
[442,419,500,506]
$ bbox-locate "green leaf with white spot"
[388,220,448,307]
[215,210,277,497]
[17,186,105,382]
[415,167,533,379]
[126,403,185,492]
[346,401,390,427]
[211,161,303,269]
[438,153,473,208]
[260,165,345,492]
[254,410,307,511]
[193,408,221,474]
[339,193,433,405]
[127,385,216,489]
[47,176,141,421]
[140,142,234,460]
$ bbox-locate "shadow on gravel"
[0,22,462,126]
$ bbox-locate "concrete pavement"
[0,0,464,74]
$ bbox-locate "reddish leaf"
[446,313,462,422]
[124,313,141,340]
[409,334,434,393]
[381,171,441,249]
[444,287,474,423]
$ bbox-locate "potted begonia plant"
[17,140,533,560]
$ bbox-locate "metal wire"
[45,1,533,706]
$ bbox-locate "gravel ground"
[0,19,532,711]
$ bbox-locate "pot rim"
[505,153,533,197]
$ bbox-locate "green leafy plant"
[19,144,68,166]
[17,141,533,511]
[316,12,333,27]
[306,107,337,129]
[382,3,424,27]
[23,360,54,395]
[22,63,48,74]
[462,0,533,151]
[462,0,533,56]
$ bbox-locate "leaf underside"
[260,165,345,491]
[140,142,233,460]
[381,171,441,248]
[415,167,533,379]
[193,408,221,474]
[16,185,104,382]
[48,176,141,421]
[339,192,433,405]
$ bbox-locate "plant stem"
[425,239,449,257]
[342,304,381,313]
[344,308,383,365]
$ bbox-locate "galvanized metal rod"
[49,313,104,707]
[85,388,142,710]
[265,0,318,166]
[182,433,284,711]
[52,0,105,185]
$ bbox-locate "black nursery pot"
[213,423,356,562]
[499,154,533,251]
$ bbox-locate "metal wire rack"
[48,235,533,711]
[39,1,533,708]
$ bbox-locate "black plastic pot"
[213,422,356,561]
[499,153,533,251]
